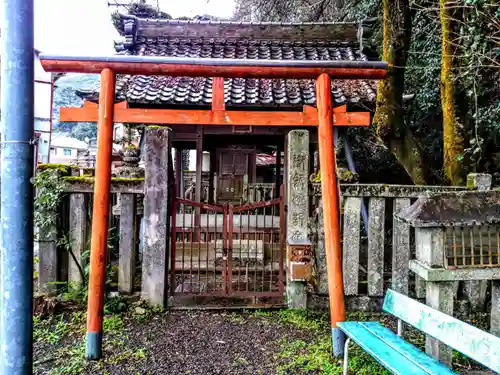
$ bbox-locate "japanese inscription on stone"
[287,130,309,242]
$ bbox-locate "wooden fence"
[309,183,470,311]
[39,179,496,312]
[36,180,144,296]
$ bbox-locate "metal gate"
[170,190,285,301]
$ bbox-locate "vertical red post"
[316,73,346,357]
[85,68,115,360]
[211,77,225,112]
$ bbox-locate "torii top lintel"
[39,55,388,80]
[41,54,388,127]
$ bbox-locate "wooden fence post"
[392,198,411,295]
[68,193,88,288]
[343,197,361,296]
[368,198,385,297]
[37,224,57,295]
[119,193,137,295]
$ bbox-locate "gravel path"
[34,310,315,375]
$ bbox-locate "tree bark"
[440,0,466,185]
[372,0,435,185]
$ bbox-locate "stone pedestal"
[426,281,455,364]
[142,127,171,306]
[286,130,309,309]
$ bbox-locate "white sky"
[26,0,235,55]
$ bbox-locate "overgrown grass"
[250,309,392,375]
[33,301,161,375]
[276,309,327,330]
[259,309,491,374]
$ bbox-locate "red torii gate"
[40,54,388,360]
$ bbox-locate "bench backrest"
[383,289,500,373]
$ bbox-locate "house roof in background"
[79,17,378,109]
[51,135,88,150]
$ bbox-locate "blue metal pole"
[0,0,35,373]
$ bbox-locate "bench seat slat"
[383,289,500,373]
[338,322,457,375]
[360,322,457,375]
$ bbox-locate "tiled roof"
[108,18,379,108]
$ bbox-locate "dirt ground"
[33,309,318,375]
[32,306,496,375]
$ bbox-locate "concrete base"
[332,327,345,357]
[85,331,102,360]
[286,281,307,309]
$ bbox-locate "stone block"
[467,173,492,191]
[286,129,309,309]
[141,127,171,306]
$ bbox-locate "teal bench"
[338,289,500,375]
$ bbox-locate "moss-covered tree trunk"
[440,0,466,185]
[373,0,436,185]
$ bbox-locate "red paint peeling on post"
[85,68,115,360]
[316,73,346,356]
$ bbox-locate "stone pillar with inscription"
[286,130,311,309]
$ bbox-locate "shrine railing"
[308,181,486,311]
[35,171,144,296]
[37,166,494,313]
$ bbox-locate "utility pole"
[0,0,35,373]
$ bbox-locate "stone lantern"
[112,146,145,217]
[396,189,500,365]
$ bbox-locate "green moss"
[466,175,476,190]
[111,177,145,183]
[124,144,138,150]
[63,176,145,185]
[441,0,466,186]
[37,163,78,174]
[63,176,95,184]
[146,125,163,129]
